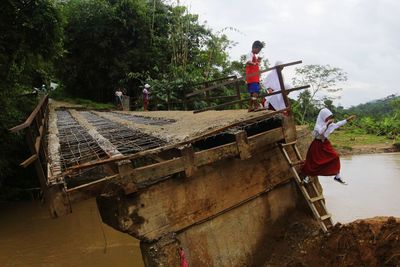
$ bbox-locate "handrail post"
[275,66,291,115]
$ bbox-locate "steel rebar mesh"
[80,111,166,154]
[56,110,108,171]
[110,112,176,126]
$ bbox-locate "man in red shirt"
[246,40,264,111]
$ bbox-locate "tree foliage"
[292,64,347,124]
[0,0,63,197]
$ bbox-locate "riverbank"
[329,129,399,155]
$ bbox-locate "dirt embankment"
[337,144,399,156]
[264,217,400,267]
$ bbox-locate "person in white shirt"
[261,61,292,112]
[143,84,150,111]
[115,88,123,109]
[301,108,356,185]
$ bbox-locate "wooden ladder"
[279,141,334,233]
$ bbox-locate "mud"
[337,144,399,156]
[264,217,400,267]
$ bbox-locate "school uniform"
[302,108,347,177]
[245,52,261,94]
[261,63,292,111]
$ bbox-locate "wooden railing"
[9,94,49,192]
[9,94,71,217]
[184,75,244,110]
[190,60,308,114]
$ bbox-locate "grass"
[63,97,114,110]
[329,127,393,149]
[49,87,115,110]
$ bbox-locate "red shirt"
[246,53,260,83]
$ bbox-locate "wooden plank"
[132,157,185,184]
[235,131,251,160]
[20,154,38,168]
[276,67,291,111]
[282,115,297,142]
[180,145,197,177]
[9,95,48,133]
[186,78,239,97]
[186,75,237,89]
[67,174,120,203]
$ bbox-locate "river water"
[1,153,399,266]
[0,199,145,267]
[320,152,400,223]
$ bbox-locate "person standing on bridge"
[115,88,123,110]
[301,108,356,185]
[261,61,292,113]
[143,83,151,111]
[245,40,264,112]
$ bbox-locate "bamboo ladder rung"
[280,140,297,147]
[320,214,332,221]
[290,160,305,166]
[309,195,325,203]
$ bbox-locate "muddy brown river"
[320,152,400,223]
[0,199,144,267]
[0,152,399,266]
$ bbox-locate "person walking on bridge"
[143,84,151,111]
[301,108,356,185]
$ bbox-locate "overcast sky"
[180,0,399,107]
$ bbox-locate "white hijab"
[313,108,335,138]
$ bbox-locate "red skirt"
[301,139,340,176]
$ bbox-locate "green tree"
[0,0,63,197]
[292,64,347,124]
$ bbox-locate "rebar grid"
[80,111,166,154]
[56,110,108,170]
[110,112,176,126]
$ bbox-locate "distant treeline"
[292,94,400,139]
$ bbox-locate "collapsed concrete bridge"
[10,61,333,266]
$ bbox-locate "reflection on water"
[320,152,400,223]
[0,199,144,267]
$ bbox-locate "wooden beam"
[186,78,239,97]
[180,145,197,177]
[9,95,48,133]
[20,154,38,168]
[235,131,251,160]
[67,174,120,203]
